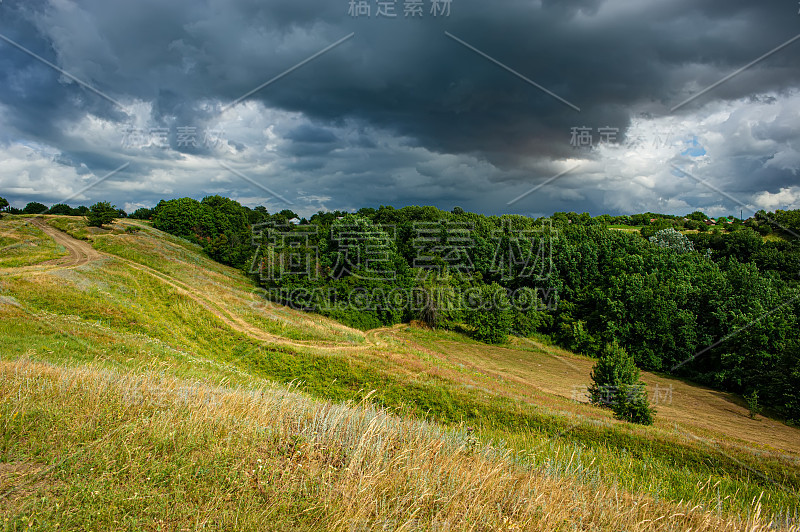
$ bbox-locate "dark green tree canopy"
[47,204,75,215]
[86,202,118,227]
[129,207,154,220]
[465,282,513,344]
[152,196,253,269]
[588,341,641,404]
[23,202,48,215]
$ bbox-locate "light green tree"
[649,228,695,254]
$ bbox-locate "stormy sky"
[0,0,798,218]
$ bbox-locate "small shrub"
[588,341,639,406]
[612,384,655,425]
[648,228,695,254]
[745,390,760,419]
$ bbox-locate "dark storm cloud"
[5,0,796,153]
[1,0,799,214]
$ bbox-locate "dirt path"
[116,255,371,351]
[4,219,372,352]
[0,218,103,276]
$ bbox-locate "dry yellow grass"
[1,358,795,531]
[385,330,800,458]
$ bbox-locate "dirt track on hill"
[117,255,371,351]
[3,219,372,351]
[0,218,102,276]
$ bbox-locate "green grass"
[1,359,785,532]
[46,216,90,240]
[0,218,67,267]
[0,362,334,530]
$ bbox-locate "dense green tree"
[415,271,459,328]
[588,341,655,424]
[151,196,254,269]
[0,197,9,212]
[248,206,269,225]
[589,341,640,405]
[612,383,655,425]
[129,207,154,220]
[510,286,547,337]
[465,282,513,344]
[86,202,119,227]
[47,204,75,215]
[274,209,299,223]
[152,198,206,239]
[640,219,675,238]
[23,202,48,215]
[158,198,800,421]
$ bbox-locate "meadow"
[0,215,798,530]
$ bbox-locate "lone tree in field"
[0,197,8,217]
[588,341,655,425]
[86,201,118,228]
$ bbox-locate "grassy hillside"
[1,215,799,530]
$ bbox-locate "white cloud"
[754,187,800,211]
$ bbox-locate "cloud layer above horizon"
[1,0,799,217]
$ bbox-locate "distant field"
[1,215,798,530]
[607,224,643,231]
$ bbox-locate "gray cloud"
[0,0,798,216]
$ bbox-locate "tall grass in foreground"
[1,359,795,531]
